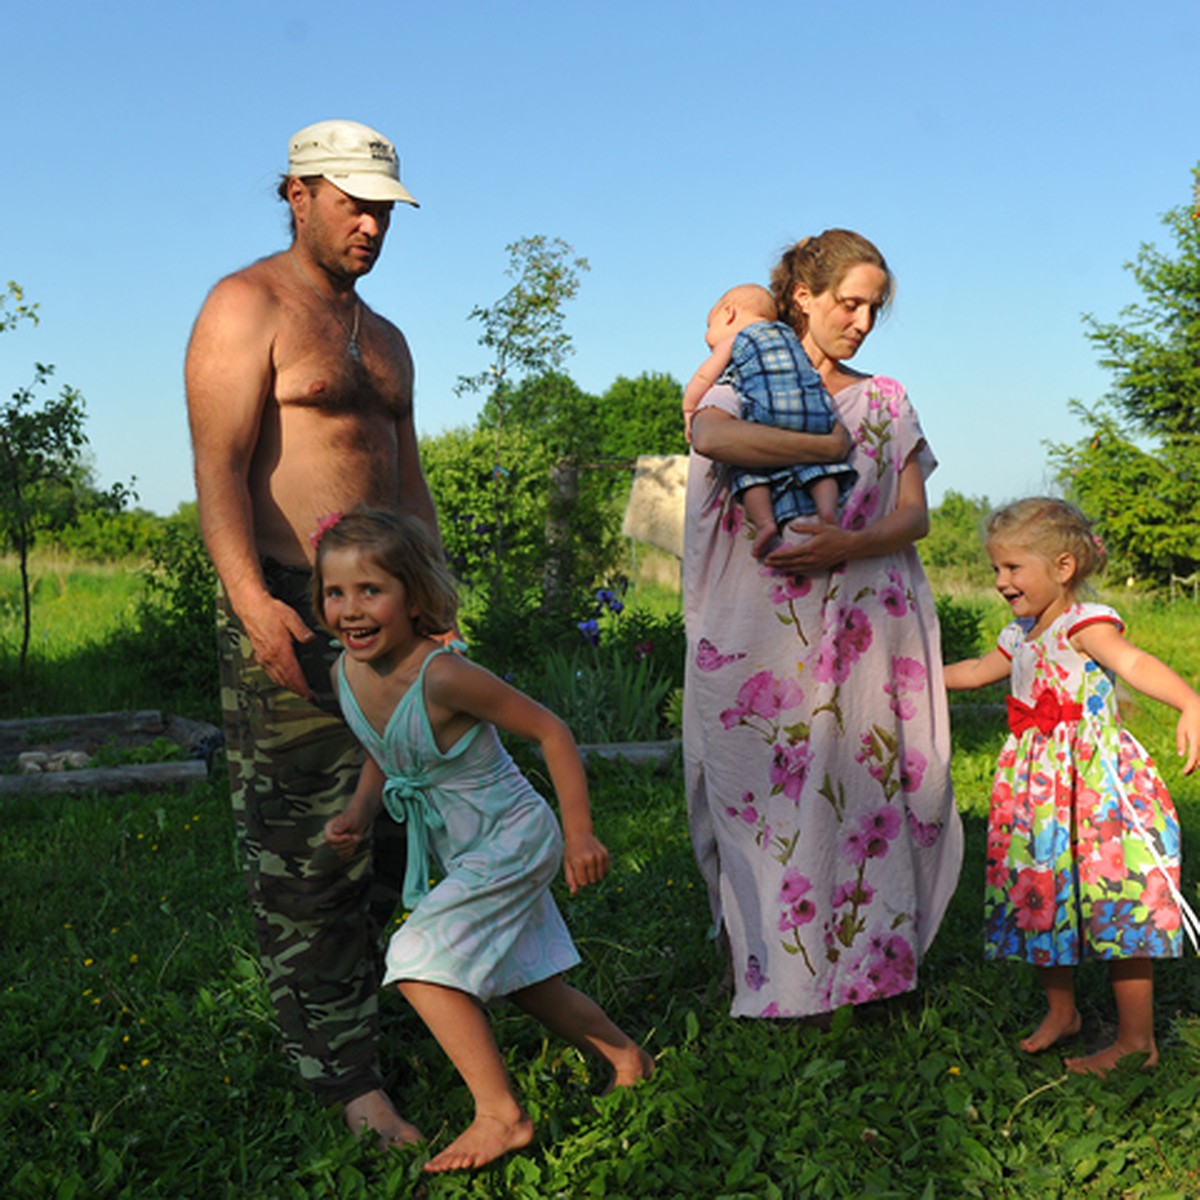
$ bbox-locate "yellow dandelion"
[183,823,191,832]
[151,844,159,852]
[948,1066,961,1076]
[137,833,145,841]
[83,958,94,967]
[119,1064,129,1072]
[83,988,93,997]
[129,954,139,964]
[110,926,119,934]
[123,1035,131,1044]
[140,1057,150,1068]
[63,922,73,930]
[27,1088,37,1096]
[92,998,101,1006]
[223,1075,232,1085]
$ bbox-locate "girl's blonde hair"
[311,507,459,637]
[985,497,1107,592]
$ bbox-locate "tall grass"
[4,568,1200,1196]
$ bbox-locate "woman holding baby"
[683,229,962,1019]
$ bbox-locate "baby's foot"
[751,523,782,559]
[424,1111,535,1173]
[1065,1039,1158,1077]
[1019,1009,1082,1054]
[343,1088,424,1151]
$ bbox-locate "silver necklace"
[288,250,363,361]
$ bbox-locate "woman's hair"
[984,497,1107,591]
[311,507,459,636]
[770,229,894,334]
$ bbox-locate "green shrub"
[935,593,984,663]
[538,643,674,743]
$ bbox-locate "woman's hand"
[764,522,856,574]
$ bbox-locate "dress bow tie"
[1006,691,1083,737]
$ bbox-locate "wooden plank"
[0,760,209,798]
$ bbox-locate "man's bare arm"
[185,272,316,698]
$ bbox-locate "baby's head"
[984,497,1106,598]
[704,283,778,349]
[311,506,459,637]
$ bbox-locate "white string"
[1084,713,1200,955]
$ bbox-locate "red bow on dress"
[1006,691,1083,736]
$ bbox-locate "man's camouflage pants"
[216,559,406,1106]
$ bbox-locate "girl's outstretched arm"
[1073,622,1200,773]
[325,756,386,859]
[944,646,1011,691]
[424,654,610,893]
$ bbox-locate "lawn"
[3,568,1200,1198]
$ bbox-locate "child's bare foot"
[1019,1009,1082,1053]
[751,523,782,559]
[603,1045,655,1094]
[1065,1039,1158,1077]
[424,1110,535,1173]
[343,1088,424,1150]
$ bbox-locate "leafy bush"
[127,513,218,717]
[935,593,984,663]
[538,643,674,743]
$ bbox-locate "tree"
[454,237,591,599]
[924,490,993,586]
[0,285,130,669]
[594,373,688,459]
[1049,165,1200,585]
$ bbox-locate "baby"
[683,284,855,557]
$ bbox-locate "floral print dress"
[683,377,963,1018]
[985,604,1184,963]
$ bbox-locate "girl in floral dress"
[945,497,1200,1074]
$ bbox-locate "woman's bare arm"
[690,402,851,469]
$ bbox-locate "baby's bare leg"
[1065,959,1158,1075]
[743,486,781,559]
[1020,965,1081,1053]
[512,975,653,1089]
[809,476,840,526]
[397,980,534,1173]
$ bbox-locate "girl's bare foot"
[343,1088,424,1150]
[424,1111,535,1173]
[1019,1009,1082,1053]
[1065,1039,1158,1076]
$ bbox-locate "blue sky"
[3,1,1198,517]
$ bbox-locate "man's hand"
[241,596,318,699]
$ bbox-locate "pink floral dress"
[985,603,1184,963]
[684,377,963,1018]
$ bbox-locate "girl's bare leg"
[511,975,654,1090]
[397,981,534,1173]
[1021,965,1082,1053]
[1065,958,1158,1075]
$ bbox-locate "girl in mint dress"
[311,508,651,1173]
[945,497,1200,1075]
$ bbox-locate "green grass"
[4,569,1200,1196]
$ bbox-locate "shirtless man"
[185,120,434,1148]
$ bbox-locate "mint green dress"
[336,649,580,1001]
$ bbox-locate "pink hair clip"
[309,511,345,550]
[1092,533,1106,557]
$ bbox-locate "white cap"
[287,120,419,206]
